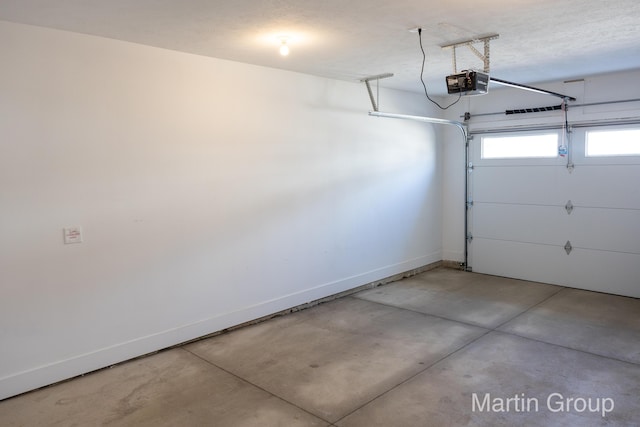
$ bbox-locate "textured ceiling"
[1,0,639,95]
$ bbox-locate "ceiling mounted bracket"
[441,34,499,73]
[360,73,394,112]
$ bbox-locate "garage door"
[468,125,640,298]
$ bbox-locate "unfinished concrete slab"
[0,348,327,427]
[355,268,562,328]
[185,297,487,422]
[338,332,640,426]
[499,287,640,365]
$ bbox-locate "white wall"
[442,70,640,264]
[0,21,443,400]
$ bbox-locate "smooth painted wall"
[0,21,443,399]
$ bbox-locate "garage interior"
[1,1,639,425]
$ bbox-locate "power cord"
[418,28,461,110]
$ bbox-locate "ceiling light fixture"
[278,37,290,56]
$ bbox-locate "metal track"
[368,111,471,270]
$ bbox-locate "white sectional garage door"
[468,126,640,298]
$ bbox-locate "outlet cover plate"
[63,226,83,244]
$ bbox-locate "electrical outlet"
[63,226,83,244]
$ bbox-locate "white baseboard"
[1,251,441,401]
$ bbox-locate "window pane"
[586,129,640,157]
[481,134,558,159]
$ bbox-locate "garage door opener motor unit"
[446,70,489,96]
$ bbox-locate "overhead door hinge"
[565,200,574,215]
[564,240,573,255]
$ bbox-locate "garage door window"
[481,133,558,159]
[586,128,640,157]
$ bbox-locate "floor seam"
[351,296,495,330]
[181,283,637,425]
[487,285,640,366]
[332,327,495,424]
[491,285,567,331]
[179,347,334,425]
[491,330,640,368]
[338,283,640,422]
[357,286,639,366]
[333,324,640,424]
[179,297,493,426]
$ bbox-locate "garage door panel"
[472,238,569,286]
[568,208,640,254]
[567,165,640,209]
[567,249,640,298]
[470,127,639,298]
[473,166,567,205]
[472,205,640,258]
[473,240,640,298]
[473,203,567,246]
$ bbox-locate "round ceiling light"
[278,37,290,56]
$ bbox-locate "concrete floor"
[2,267,639,426]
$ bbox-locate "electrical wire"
[418,28,461,110]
